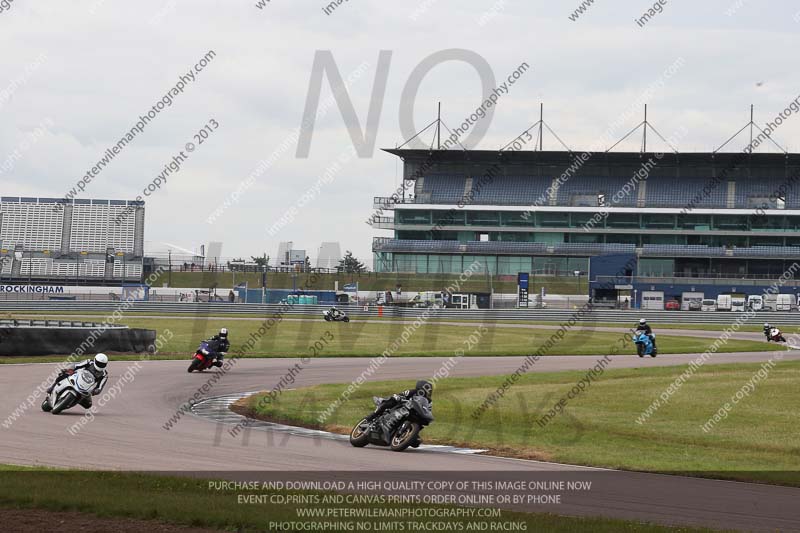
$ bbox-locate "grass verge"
[0,315,784,364]
[239,360,800,486]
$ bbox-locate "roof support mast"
[539,102,544,151]
[436,101,441,150]
[643,104,647,152]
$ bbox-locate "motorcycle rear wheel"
[349,418,370,447]
[51,391,76,415]
[390,422,421,452]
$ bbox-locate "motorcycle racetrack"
[2,343,800,532]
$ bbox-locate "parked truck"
[716,294,732,311]
[747,294,764,311]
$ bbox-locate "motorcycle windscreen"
[75,371,96,394]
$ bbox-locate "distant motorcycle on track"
[187,341,217,372]
[349,395,433,452]
[323,308,350,322]
[634,332,657,357]
[768,327,787,343]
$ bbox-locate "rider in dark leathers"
[206,328,230,367]
[364,380,433,445]
[635,318,656,351]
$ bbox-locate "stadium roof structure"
[382,148,800,180]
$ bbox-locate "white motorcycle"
[41,368,96,415]
[323,309,350,322]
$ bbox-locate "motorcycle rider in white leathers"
[46,353,109,408]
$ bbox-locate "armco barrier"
[0,325,157,356]
[0,301,798,326]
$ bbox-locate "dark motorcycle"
[349,395,433,452]
[323,309,350,322]
[187,341,216,372]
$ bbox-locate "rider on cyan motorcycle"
[635,318,656,350]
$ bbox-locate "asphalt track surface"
[2,350,799,531]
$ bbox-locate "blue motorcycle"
[634,332,657,357]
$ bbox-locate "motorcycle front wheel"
[188,358,201,373]
[349,418,370,447]
[390,422,421,452]
[51,391,76,415]
[343,316,350,322]
[636,344,644,357]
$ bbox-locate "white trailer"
[776,294,793,311]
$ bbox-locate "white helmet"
[219,328,228,338]
[764,323,770,327]
[94,353,108,370]
[639,318,646,325]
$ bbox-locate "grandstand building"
[0,197,145,284]
[371,149,800,302]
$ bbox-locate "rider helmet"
[415,380,433,401]
[639,318,646,325]
[94,353,108,370]
[219,328,228,338]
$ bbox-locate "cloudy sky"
[2,0,800,266]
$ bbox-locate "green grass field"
[243,360,800,486]
[0,467,712,532]
[0,316,784,364]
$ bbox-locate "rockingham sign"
[0,285,66,294]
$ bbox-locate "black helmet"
[415,380,433,400]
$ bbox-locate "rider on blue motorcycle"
[635,319,656,350]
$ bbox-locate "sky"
[2,0,800,267]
